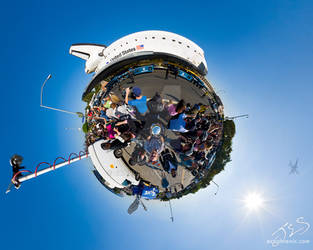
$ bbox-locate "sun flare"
[244,192,264,210]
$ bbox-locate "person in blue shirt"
[168,100,195,132]
[125,87,148,115]
[168,112,189,132]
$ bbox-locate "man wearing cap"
[125,87,148,115]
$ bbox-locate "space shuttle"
[69,30,209,98]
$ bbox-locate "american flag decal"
[136,44,144,50]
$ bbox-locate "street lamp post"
[40,74,84,117]
[211,180,219,195]
[225,114,249,120]
[169,199,174,222]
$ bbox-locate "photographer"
[125,87,148,116]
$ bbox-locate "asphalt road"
[110,69,215,192]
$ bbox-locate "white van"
[88,139,140,189]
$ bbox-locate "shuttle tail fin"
[69,43,106,73]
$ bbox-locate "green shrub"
[82,91,95,103]
[82,122,88,133]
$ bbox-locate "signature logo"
[269,217,310,247]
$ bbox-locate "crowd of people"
[85,82,223,182]
[165,99,223,177]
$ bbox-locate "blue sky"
[0,1,313,249]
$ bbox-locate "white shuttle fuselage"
[70,30,208,76]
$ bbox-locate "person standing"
[128,68,135,83]
[125,87,148,116]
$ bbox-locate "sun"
[243,192,264,210]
